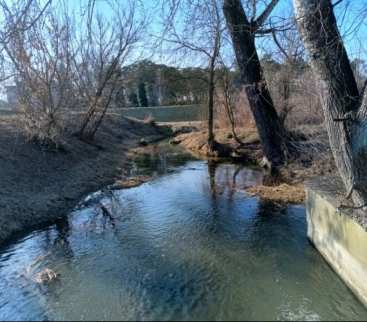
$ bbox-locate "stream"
[0,144,367,321]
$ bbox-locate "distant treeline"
[114,57,367,123]
[113,60,209,107]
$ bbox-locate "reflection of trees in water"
[246,200,296,253]
[207,161,265,205]
[85,194,122,235]
[42,191,125,259]
[130,144,196,177]
[98,190,125,228]
[38,217,74,260]
[206,161,244,235]
[207,161,234,198]
[207,162,262,201]
[208,160,218,200]
[207,162,223,237]
[53,218,74,258]
[207,161,236,203]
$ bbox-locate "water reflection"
[128,142,195,177]
[53,219,73,259]
[208,160,217,199]
[0,147,366,321]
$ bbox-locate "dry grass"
[111,175,153,189]
[245,183,305,204]
[171,126,261,160]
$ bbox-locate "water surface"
[0,148,366,321]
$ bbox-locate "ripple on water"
[0,155,366,321]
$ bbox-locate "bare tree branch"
[253,0,280,31]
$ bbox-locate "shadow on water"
[0,142,366,321]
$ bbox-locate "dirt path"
[0,115,167,246]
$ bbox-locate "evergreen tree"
[128,91,139,107]
[138,82,148,107]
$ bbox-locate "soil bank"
[0,114,168,246]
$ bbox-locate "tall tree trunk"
[207,25,221,153]
[223,0,286,169]
[208,63,215,151]
[294,0,367,207]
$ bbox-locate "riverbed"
[0,147,366,321]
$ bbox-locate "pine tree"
[138,82,148,107]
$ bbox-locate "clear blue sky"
[61,0,367,63]
[334,0,367,60]
[1,0,365,95]
[261,0,367,61]
[15,0,367,66]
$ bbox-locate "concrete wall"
[306,179,367,307]
[119,104,207,123]
[5,85,18,108]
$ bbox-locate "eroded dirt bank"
[0,114,168,245]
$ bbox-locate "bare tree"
[222,0,288,169]
[162,0,225,153]
[294,0,367,208]
[3,4,75,146]
[75,0,146,141]
[216,63,244,145]
[0,0,52,82]
[1,0,146,145]
[270,25,305,127]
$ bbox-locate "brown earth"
[171,126,262,162]
[0,114,168,246]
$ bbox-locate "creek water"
[0,145,367,321]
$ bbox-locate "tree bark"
[223,0,286,168]
[207,27,221,153]
[294,0,367,207]
[208,60,215,151]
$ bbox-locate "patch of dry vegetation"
[245,183,305,204]
[111,175,153,189]
[170,121,335,204]
[172,125,262,160]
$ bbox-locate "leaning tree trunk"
[294,0,367,207]
[223,0,286,169]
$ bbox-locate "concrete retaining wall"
[305,178,367,307]
[120,104,207,123]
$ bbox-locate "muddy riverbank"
[0,115,168,245]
